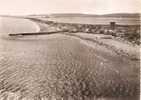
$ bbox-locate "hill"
[48,13,140,18]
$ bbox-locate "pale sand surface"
[65,33,140,60]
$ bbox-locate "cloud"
[0,0,140,15]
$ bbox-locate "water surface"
[0,17,40,34]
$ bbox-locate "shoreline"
[29,18,140,60]
[0,17,139,100]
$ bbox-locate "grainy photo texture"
[0,0,140,100]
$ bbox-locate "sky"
[0,0,140,15]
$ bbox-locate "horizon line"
[0,12,140,16]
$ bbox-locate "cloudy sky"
[0,0,140,15]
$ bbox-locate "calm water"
[0,17,40,34]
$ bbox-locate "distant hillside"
[1,13,140,18]
[28,14,50,18]
[102,13,140,18]
[27,13,140,25]
[48,13,140,18]
[48,13,99,17]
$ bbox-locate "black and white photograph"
[0,0,140,100]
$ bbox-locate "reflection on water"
[0,17,39,34]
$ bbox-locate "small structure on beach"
[110,22,116,30]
